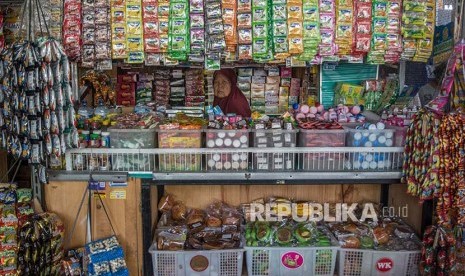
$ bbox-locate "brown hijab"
[213,69,252,118]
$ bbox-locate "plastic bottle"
[78,100,94,119]
[94,99,108,118]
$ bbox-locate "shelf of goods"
[61,147,404,183]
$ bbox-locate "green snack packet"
[303,5,318,21]
[170,19,188,35]
[205,53,221,70]
[253,22,268,38]
[252,7,268,22]
[273,21,288,37]
[16,188,32,203]
[273,36,289,53]
[170,35,188,52]
[253,38,268,56]
[303,22,320,38]
[272,4,287,21]
[170,2,189,18]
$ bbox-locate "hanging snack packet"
[273,21,288,37]
[238,44,253,59]
[238,13,252,28]
[288,37,303,54]
[238,29,253,44]
[273,4,287,21]
[238,0,252,12]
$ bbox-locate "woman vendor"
[213,69,252,117]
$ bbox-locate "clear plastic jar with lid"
[90,133,101,148]
[80,130,90,148]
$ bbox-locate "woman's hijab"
[213,69,252,117]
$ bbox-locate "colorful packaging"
[315,0,336,60]
[143,0,160,55]
[63,0,82,61]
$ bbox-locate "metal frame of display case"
[57,147,404,184]
[48,146,407,274]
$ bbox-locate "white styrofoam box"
[338,248,420,276]
[245,246,338,276]
[149,244,245,276]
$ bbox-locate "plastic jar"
[79,130,90,148]
[90,133,101,148]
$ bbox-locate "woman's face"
[214,73,231,98]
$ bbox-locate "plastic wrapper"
[187,209,206,232]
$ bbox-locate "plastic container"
[245,246,338,276]
[158,129,202,172]
[149,244,245,276]
[251,129,298,171]
[345,128,396,147]
[298,129,346,171]
[338,248,421,276]
[108,128,157,171]
[387,125,408,147]
[298,129,346,147]
[205,129,250,171]
[108,128,157,149]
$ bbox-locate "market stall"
[0,0,462,275]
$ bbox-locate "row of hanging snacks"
[402,109,441,201]
[58,0,438,66]
[110,0,127,59]
[403,109,465,227]
[189,0,205,62]
[367,0,388,64]
[318,0,336,59]
[205,0,226,69]
[125,0,144,63]
[286,0,303,59]
[49,0,63,41]
[251,0,271,62]
[0,39,77,166]
[18,213,65,275]
[297,0,318,61]
[270,0,286,61]
[334,0,353,58]
[352,0,371,56]
[412,0,434,62]
[156,0,169,61]
[236,0,252,60]
[400,0,434,62]
[63,0,82,61]
[168,0,189,61]
[0,186,63,275]
[143,0,160,56]
[436,113,465,227]
[81,0,111,68]
[384,0,402,64]
[223,0,237,60]
[0,186,26,275]
[420,226,456,275]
